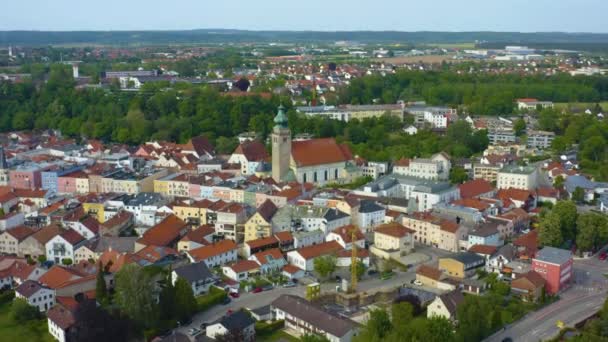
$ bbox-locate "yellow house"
[438,253,485,279]
[154,178,171,196]
[82,201,106,223]
[75,177,90,194]
[172,199,215,226]
[244,200,278,242]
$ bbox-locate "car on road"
[413,279,422,286]
[252,287,263,293]
[221,297,231,305]
[188,328,202,336]
[229,292,240,298]
[368,270,378,276]
[226,309,233,315]
[599,251,607,260]
[282,281,296,288]
[262,285,274,291]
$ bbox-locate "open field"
[554,102,608,110]
[0,302,54,342]
[374,54,466,64]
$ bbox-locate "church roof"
[291,138,352,167]
[273,105,289,129]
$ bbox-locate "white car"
[413,279,423,286]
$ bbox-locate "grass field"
[257,330,301,342]
[424,43,477,49]
[554,102,608,111]
[0,302,54,342]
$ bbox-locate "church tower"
[271,105,291,182]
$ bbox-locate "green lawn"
[554,102,608,110]
[0,302,54,342]
[257,330,301,342]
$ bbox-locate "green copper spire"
[273,105,288,129]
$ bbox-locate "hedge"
[196,286,227,311]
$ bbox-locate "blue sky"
[1,0,606,32]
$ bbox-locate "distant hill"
[2,29,608,46]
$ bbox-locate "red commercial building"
[531,246,573,294]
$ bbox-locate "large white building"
[15,280,55,312]
[497,165,539,190]
[393,153,451,181]
[411,182,461,212]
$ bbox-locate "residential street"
[176,244,451,337]
[487,257,608,342]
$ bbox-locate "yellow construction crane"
[350,228,358,293]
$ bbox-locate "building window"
[334,169,338,179]
[313,172,317,182]
[324,170,328,181]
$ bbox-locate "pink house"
[9,166,42,189]
[57,176,78,194]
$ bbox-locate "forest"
[1,65,608,177]
[339,71,608,114]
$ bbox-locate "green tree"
[539,212,564,247]
[174,277,197,323]
[449,166,469,184]
[95,262,108,306]
[10,298,40,322]
[554,175,565,188]
[301,334,331,342]
[572,187,586,203]
[355,309,392,342]
[514,118,526,136]
[553,200,578,241]
[114,264,159,329]
[391,301,414,327]
[313,255,337,279]
[353,260,366,280]
[576,212,608,252]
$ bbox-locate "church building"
[271,106,356,185]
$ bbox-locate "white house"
[411,182,461,212]
[404,125,418,135]
[186,239,238,268]
[15,280,55,312]
[249,248,286,274]
[47,304,75,342]
[228,140,269,175]
[272,294,358,342]
[45,230,86,264]
[286,241,343,271]
[427,290,464,321]
[171,261,217,296]
[222,260,260,282]
[325,225,365,250]
[355,200,385,231]
[206,311,256,341]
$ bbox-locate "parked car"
[368,270,378,276]
[599,252,607,260]
[252,287,263,293]
[221,297,231,305]
[226,309,233,315]
[229,292,240,298]
[188,328,201,336]
[262,285,274,291]
[282,281,296,288]
[413,279,422,286]
[200,322,208,330]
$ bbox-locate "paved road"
[176,244,451,338]
[487,257,608,342]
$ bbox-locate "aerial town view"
[1,1,608,342]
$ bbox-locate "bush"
[62,258,73,266]
[0,291,15,305]
[37,255,46,263]
[255,320,285,336]
[11,298,40,322]
[196,287,227,311]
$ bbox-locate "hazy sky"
[1,0,606,32]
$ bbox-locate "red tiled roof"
[180,225,214,244]
[497,188,534,202]
[282,264,302,274]
[252,248,284,265]
[514,230,539,252]
[188,239,237,262]
[459,179,494,199]
[394,158,410,167]
[439,220,460,233]
[274,231,293,242]
[137,214,187,247]
[537,187,558,198]
[233,140,268,162]
[291,138,351,167]
[31,223,64,245]
[469,244,498,255]
[417,264,442,281]
[293,241,342,260]
[5,225,36,242]
[246,236,278,250]
[228,260,260,273]
[47,304,76,330]
[336,249,369,258]
[331,225,365,243]
[257,199,278,222]
[452,198,490,211]
[39,266,84,289]
[375,222,415,238]
[60,229,85,245]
